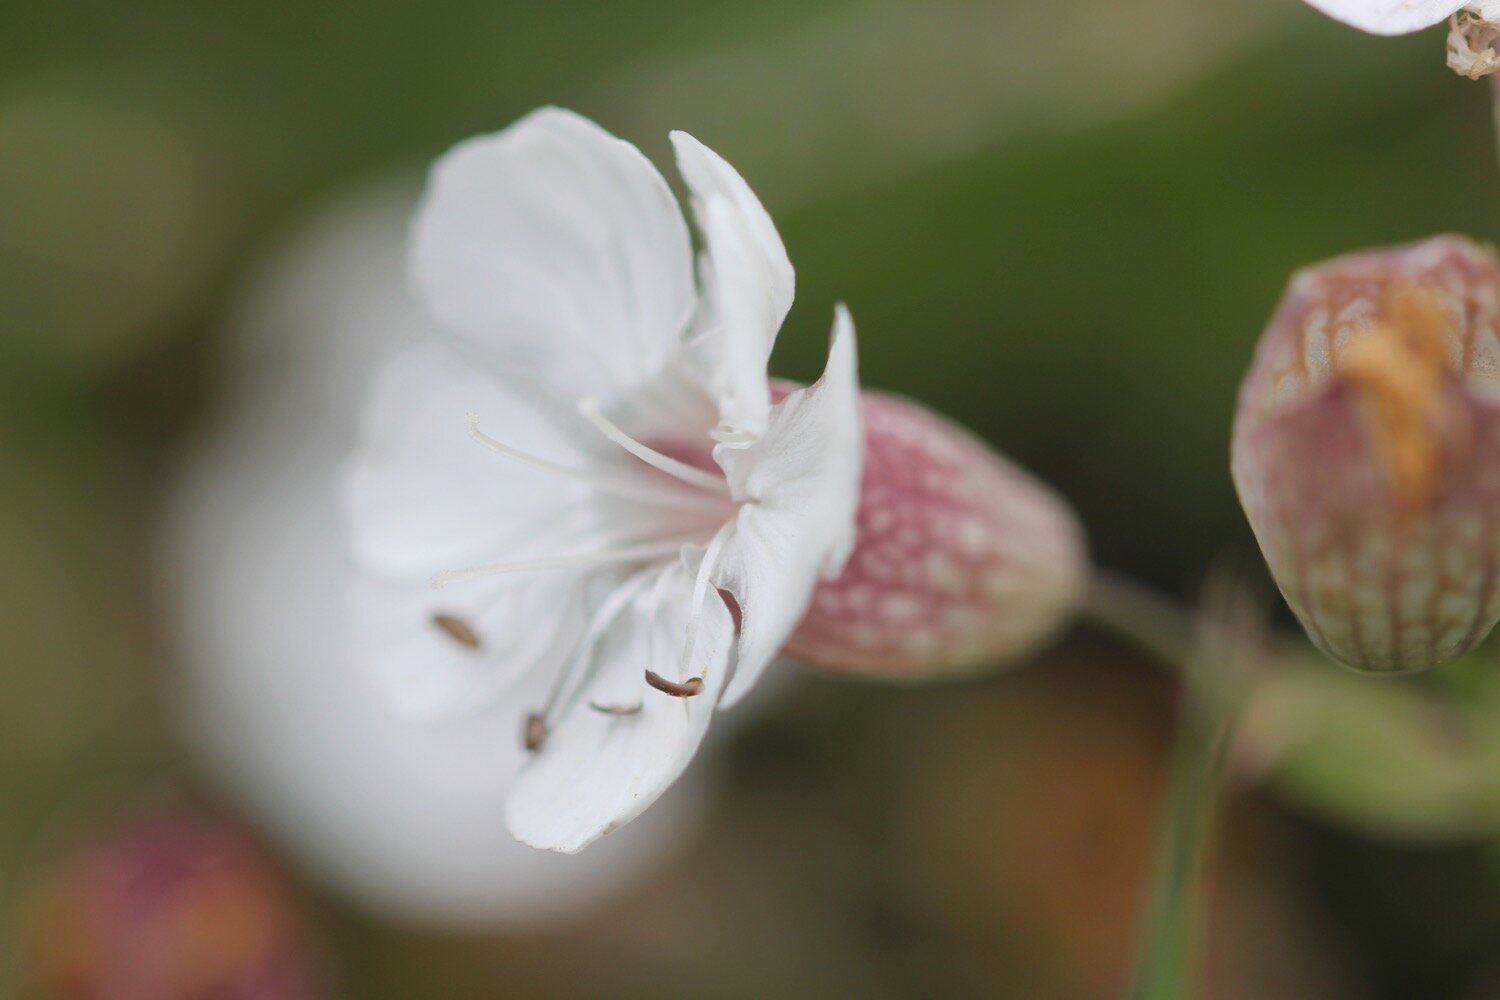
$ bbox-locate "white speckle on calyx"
[880,595,923,624]
[956,519,989,555]
[926,553,966,594]
[845,586,874,612]
[905,629,939,655]
[981,569,1018,602]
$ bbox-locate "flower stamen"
[522,571,659,751]
[466,414,720,513]
[679,529,732,672]
[644,670,704,697]
[588,701,643,715]
[524,713,547,752]
[577,398,730,496]
[432,538,692,588]
[431,613,481,649]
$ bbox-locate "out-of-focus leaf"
[0,80,236,379]
[1245,656,1500,843]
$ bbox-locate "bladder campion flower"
[345,108,1088,853]
[1231,236,1500,673]
[345,109,862,853]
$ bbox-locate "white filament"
[465,414,720,513]
[680,528,732,671]
[538,569,660,720]
[577,398,731,496]
[433,538,693,588]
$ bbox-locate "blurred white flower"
[343,109,862,853]
[161,187,711,924]
[1302,0,1499,34]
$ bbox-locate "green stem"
[1083,570,1196,672]
[1130,677,1235,1000]
[1082,571,1247,1000]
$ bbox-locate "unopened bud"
[1231,235,1500,673]
[787,390,1088,679]
[23,803,323,1000]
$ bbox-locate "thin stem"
[1130,674,1236,1000]
[1082,569,1196,672]
[1080,569,1254,1000]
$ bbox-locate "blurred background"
[7,0,1500,996]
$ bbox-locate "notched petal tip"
[408,106,695,407]
[709,306,865,708]
[828,304,858,362]
[678,134,797,444]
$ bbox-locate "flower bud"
[786,390,1088,680]
[1231,235,1500,673]
[22,803,323,1000]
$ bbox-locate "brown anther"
[524,713,547,752]
[1337,287,1455,512]
[589,701,643,716]
[432,613,481,650]
[644,670,704,697]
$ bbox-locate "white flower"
[163,188,711,923]
[1303,0,1500,34]
[343,109,863,853]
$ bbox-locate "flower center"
[433,403,734,587]
[428,398,742,748]
[575,399,729,496]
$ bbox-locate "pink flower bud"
[1232,236,1500,673]
[787,390,1088,680]
[23,803,324,1000]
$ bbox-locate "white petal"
[711,307,863,706]
[506,562,735,853]
[671,131,793,318]
[671,131,794,440]
[352,573,587,721]
[1302,0,1469,33]
[413,108,696,405]
[343,341,602,579]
